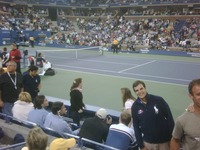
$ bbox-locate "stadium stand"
[0,0,199,148]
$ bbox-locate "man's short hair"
[29,65,38,71]
[132,80,146,91]
[120,110,131,126]
[52,101,64,115]
[188,78,200,95]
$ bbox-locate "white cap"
[96,108,107,119]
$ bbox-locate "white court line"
[118,60,156,73]
[122,72,191,82]
[38,46,99,52]
[53,64,189,82]
[53,64,189,84]
[54,67,187,87]
[54,64,117,73]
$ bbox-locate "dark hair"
[34,95,46,109]
[120,110,131,126]
[121,88,135,107]
[29,65,38,72]
[3,47,7,51]
[132,80,146,91]
[38,53,42,57]
[188,78,200,95]
[51,101,64,115]
[70,78,82,91]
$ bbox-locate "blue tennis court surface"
[42,50,199,86]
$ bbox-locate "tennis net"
[38,46,104,60]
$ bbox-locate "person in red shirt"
[10,43,22,74]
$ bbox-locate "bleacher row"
[0,112,119,150]
[0,0,199,6]
[0,96,120,150]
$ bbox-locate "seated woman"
[28,95,49,127]
[12,92,34,121]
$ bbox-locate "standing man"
[112,38,119,54]
[10,43,22,74]
[23,66,41,102]
[0,61,23,116]
[131,80,174,150]
[170,78,200,150]
[29,36,35,48]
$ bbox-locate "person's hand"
[106,116,112,125]
[141,146,148,150]
[78,109,83,113]
[186,103,194,112]
[0,100,4,107]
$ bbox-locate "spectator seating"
[0,111,121,150]
[81,138,119,150]
[0,142,26,150]
[41,127,64,138]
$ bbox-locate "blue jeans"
[2,102,14,123]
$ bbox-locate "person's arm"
[132,105,145,149]
[0,91,3,107]
[38,83,41,90]
[160,97,175,135]
[37,76,41,90]
[0,76,4,107]
[63,121,79,135]
[170,137,181,150]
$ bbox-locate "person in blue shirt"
[106,110,138,150]
[131,80,174,150]
[44,101,79,136]
[28,95,49,127]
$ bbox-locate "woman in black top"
[70,78,85,126]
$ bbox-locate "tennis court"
[2,45,199,119]
[24,46,198,120]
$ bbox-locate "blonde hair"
[19,92,32,103]
[121,88,135,107]
[27,127,48,150]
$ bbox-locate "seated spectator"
[106,110,138,150]
[12,92,34,121]
[28,95,49,127]
[49,138,76,150]
[78,108,112,148]
[44,101,79,136]
[22,127,48,150]
[36,53,47,68]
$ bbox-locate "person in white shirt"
[121,87,136,113]
[12,92,34,121]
